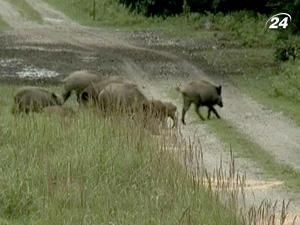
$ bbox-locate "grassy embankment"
[0,84,287,225]
[0,16,9,30]
[5,0,42,22]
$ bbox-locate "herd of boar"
[12,70,224,127]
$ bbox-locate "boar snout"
[219,100,223,108]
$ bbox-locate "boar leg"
[195,104,205,121]
[62,91,71,102]
[181,98,192,125]
[207,107,211,119]
[170,114,178,128]
[76,92,81,104]
[209,106,221,119]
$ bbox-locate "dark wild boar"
[62,70,100,103]
[176,80,223,124]
[13,86,63,114]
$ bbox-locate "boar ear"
[216,85,222,95]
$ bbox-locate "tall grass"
[0,107,235,224]
[0,84,296,224]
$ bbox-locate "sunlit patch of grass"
[0,16,9,30]
[6,0,42,22]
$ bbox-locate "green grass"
[0,84,247,225]
[0,16,9,30]
[7,0,42,22]
[207,119,300,191]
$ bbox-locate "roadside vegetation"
[0,16,9,30]
[207,119,300,191]
[168,87,300,192]
[1,84,293,225]
[6,0,42,22]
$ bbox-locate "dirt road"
[0,0,299,222]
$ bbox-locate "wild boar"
[62,70,100,103]
[97,82,148,113]
[13,86,63,114]
[176,80,223,124]
[148,99,177,128]
[80,78,132,106]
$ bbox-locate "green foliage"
[275,46,296,62]
[119,0,184,16]
[118,0,271,16]
[186,0,270,13]
[271,60,300,102]
[43,0,157,27]
[210,12,277,47]
[275,33,299,61]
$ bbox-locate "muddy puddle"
[0,58,58,79]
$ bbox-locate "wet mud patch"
[0,47,82,76]
[0,42,183,83]
[0,41,206,86]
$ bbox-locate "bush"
[275,33,299,61]
[271,59,300,102]
[119,0,184,16]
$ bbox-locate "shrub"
[118,0,184,16]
